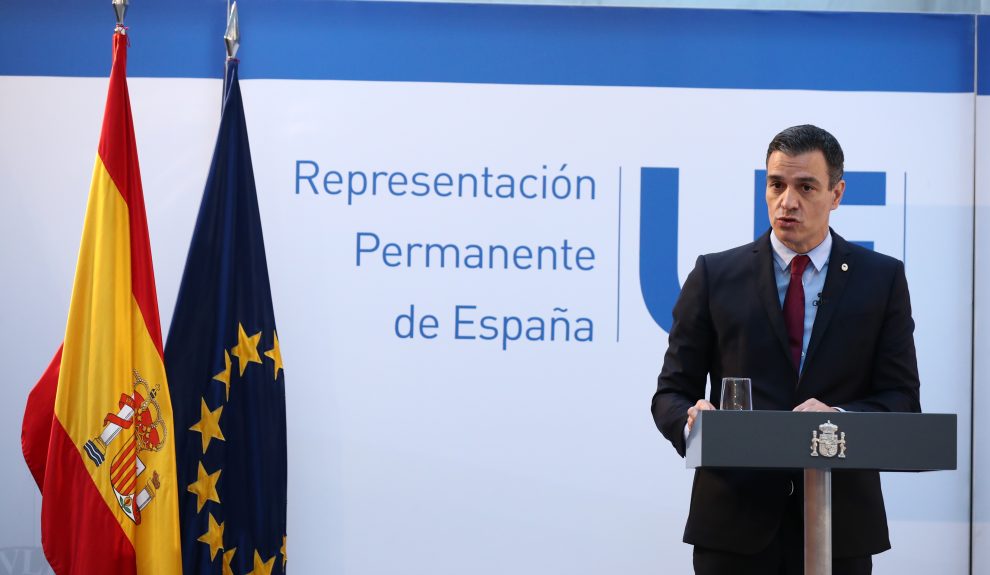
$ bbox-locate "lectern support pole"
[804,468,832,575]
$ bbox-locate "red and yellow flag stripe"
[22,31,181,575]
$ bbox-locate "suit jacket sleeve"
[651,255,715,457]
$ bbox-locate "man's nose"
[779,187,799,210]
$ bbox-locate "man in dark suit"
[651,125,921,575]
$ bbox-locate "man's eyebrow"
[766,173,822,185]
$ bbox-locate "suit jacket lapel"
[753,232,794,371]
[803,230,853,372]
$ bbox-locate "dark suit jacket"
[651,229,921,558]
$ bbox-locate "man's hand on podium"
[686,399,716,433]
[793,398,838,412]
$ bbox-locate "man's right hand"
[686,399,716,433]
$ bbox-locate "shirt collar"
[770,230,832,273]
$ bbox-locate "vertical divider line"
[971,14,979,575]
[616,166,623,343]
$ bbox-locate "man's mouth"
[775,216,800,228]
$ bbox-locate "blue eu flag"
[165,59,288,575]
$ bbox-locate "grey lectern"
[686,411,956,575]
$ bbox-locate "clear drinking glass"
[720,377,752,410]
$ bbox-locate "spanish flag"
[20,30,182,575]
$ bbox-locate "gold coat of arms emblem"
[810,420,846,458]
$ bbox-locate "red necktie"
[783,254,811,370]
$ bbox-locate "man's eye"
[803,184,814,192]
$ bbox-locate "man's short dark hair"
[766,125,844,188]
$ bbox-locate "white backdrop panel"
[0,75,973,573]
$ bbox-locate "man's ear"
[831,180,846,210]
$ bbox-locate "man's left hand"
[793,398,838,412]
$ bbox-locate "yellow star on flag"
[280,535,287,570]
[214,350,233,400]
[187,461,222,512]
[197,512,225,560]
[222,547,237,575]
[264,331,284,381]
[246,550,275,575]
[189,398,225,453]
[231,322,262,376]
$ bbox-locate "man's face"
[765,150,844,254]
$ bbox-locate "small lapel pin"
[841,263,849,272]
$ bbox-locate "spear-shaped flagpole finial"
[225,2,240,60]
[112,0,128,30]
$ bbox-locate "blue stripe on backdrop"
[0,1,975,92]
[979,15,990,94]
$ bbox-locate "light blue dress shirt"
[769,231,832,374]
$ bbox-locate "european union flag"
[165,58,288,574]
